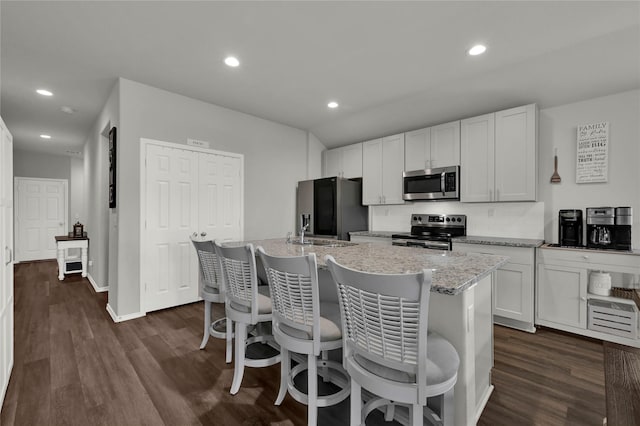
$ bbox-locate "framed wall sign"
[109,126,117,208]
[576,121,608,183]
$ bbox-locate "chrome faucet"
[300,214,310,244]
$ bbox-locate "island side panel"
[429,274,493,426]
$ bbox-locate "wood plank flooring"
[1,260,606,425]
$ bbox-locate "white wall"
[12,149,79,226]
[371,202,545,239]
[113,78,317,317]
[538,89,639,248]
[69,157,85,224]
[307,132,325,180]
[83,80,119,294]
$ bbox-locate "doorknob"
[200,232,207,237]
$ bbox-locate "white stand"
[55,235,89,280]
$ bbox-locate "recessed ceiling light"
[224,56,240,67]
[40,134,51,139]
[468,44,487,56]
[61,106,76,114]
[36,89,53,96]
[327,101,339,109]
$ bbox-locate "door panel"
[16,179,66,261]
[144,144,198,312]
[144,143,243,312]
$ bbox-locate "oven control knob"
[456,217,462,222]
[446,217,450,222]
[413,216,418,221]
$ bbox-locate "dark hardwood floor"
[1,260,606,425]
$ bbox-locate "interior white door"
[143,144,199,312]
[15,178,67,261]
[198,152,242,243]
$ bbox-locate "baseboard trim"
[87,273,109,293]
[106,303,146,323]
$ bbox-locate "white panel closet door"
[198,153,242,243]
[15,179,67,261]
[144,144,199,312]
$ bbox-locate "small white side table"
[55,234,89,281]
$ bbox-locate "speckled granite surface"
[539,243,640,256]
[232,238,508,296]
[349,231,397,238]
[453,236,544,248]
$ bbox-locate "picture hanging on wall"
[576,121,608,183]
[109,126,117,208]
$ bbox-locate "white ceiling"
[2,1,639,157]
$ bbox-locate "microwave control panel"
[444,172,457,192]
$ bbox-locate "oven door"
[403,166,459,201]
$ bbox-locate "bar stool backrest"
[215,242,260,323]
[190,237,223,293]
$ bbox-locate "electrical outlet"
[89,260,93,266]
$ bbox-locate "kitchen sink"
[290,238,356,248]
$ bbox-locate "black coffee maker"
[586,207,615,250]
[559,209,583,247]
[613,207,632,251]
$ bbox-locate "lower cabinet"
[536,263,587,329]
[453,243,535,332]
[536,247,640,348]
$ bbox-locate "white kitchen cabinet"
[362,134,405,205]
[404,121,460,171]
[454,242,535,332]
[460,104,537,202]
[0,116,14,407]
[322,143,362,179]
[536,246,640,348]
[537,263,588,329]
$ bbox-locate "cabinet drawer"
[537,247,640,270]
[454,243,533,264]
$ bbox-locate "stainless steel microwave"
[402,166,460,201]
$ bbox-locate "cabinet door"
[341,143,363,179]
[323,148,342,178]
[404,127,430,171]
[460,113,495,202]
[430,120,460,168]
[494,263,533,323]
[537,263,588,329]
[362,138,383,205]
[381,134,405,205]
[495,104,537,201]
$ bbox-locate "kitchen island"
[240,238,508,426]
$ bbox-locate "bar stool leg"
[225,316,233,363]
[200,300,211,349]
[307,353,318,426]
[275,347,289,405]
[230,322,246,395]
[351,380,362,426]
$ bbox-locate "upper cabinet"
[362,134,405,205]
[404,120,460,171]
[461,104,537,202]
[322,143,363,179]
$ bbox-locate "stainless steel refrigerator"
[296,177,368,240]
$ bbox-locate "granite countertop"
[453,235,545,248]
[539,243,640,256]
[238,238,508,296]
[349,230,398,238]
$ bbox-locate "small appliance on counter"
[586,207,632,251]
[558,209,582,247]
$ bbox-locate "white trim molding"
[87,274,108,293]
[106,303,146,323]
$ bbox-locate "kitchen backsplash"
[370,201,545,239]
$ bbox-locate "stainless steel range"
[391,214,466,250]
